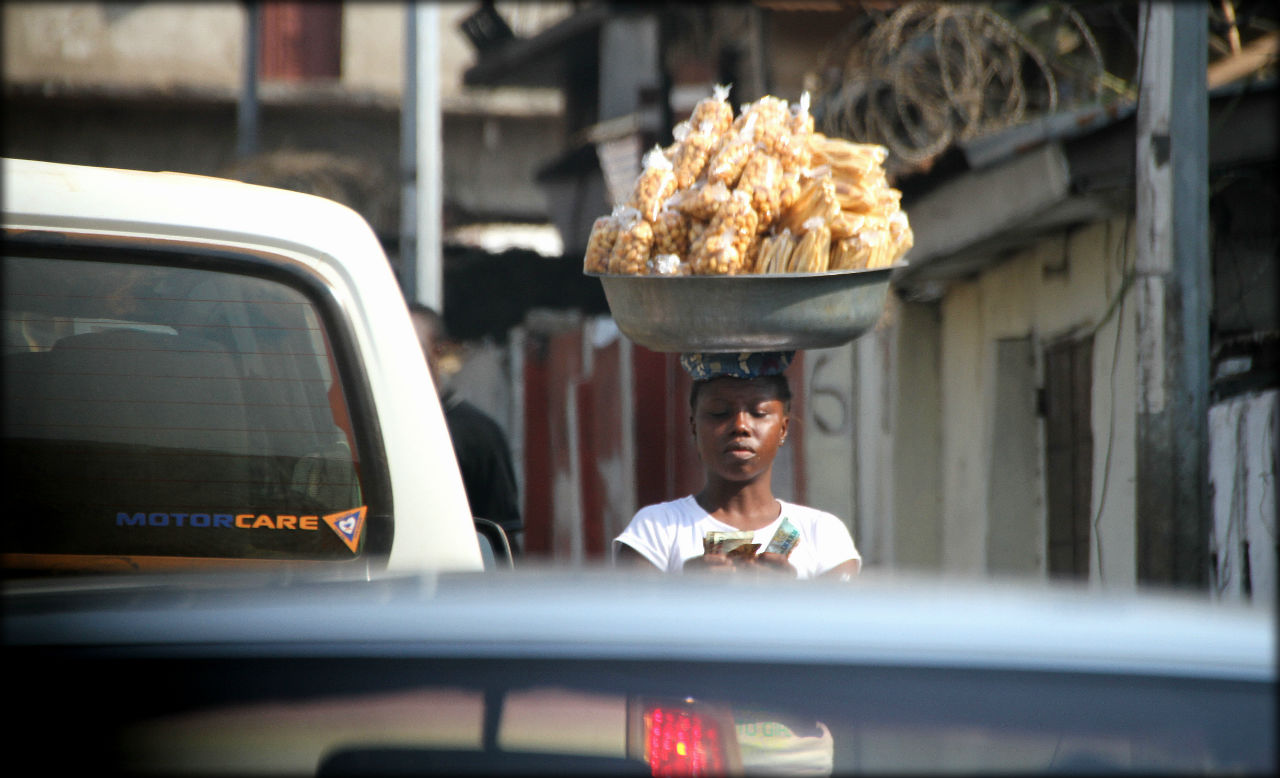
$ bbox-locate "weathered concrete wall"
[0,1,554,100]
[3,2,243,90]
[343,2,405,96]
[801,343,860,550]
[931,217,1139,583]
[889,299,943,571]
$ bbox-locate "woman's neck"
[695,479,781,531]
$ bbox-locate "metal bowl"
[588,267,898,353]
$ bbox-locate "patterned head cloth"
[679,351,795,381]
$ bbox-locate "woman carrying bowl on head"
[613,350,861,580]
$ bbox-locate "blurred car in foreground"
[2,158,496,577]
[5,567,1273,775]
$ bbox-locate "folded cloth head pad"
[680,350,795,381]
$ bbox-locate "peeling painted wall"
[867,217,1141,583]
[1209,390,1278,602]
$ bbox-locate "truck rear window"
[2,253,369,567]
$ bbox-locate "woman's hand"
[749,551,799,577]
[683,551,738,573]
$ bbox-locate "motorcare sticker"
[321,506,367,553]
[114,506,367,554]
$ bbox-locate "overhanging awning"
[893,142,1122,298]
[892,83,1276,299]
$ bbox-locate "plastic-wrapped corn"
[711,189,759,261]
[629,146,677,222]
[832,178,881,214]
[706,113,757,188]
[743,231,764,273]
[887,209,914,263]
[688,222,745,275]
[780,92,814,171]
[789,92,815,140]
[736,153,784,228]
[788,218,832,273]
[607,207,654,275]
[670,120,721,190]
[651,207,690,259]
[583,211,620,273]
[829,210,867,240]
[756,230,796,274]
[647,253,687,276]
[583,96,913,278]
[688,217,709,249]
[861,219,894,269]
[829,236,866,271]
[736,96,793,162]
[778,171,840,235]
[689,83,735,139]
[877,186,903,213]
[778,169,802,215]
[809,133,889,178]
[670,180,731,222]
[832,220,888,270]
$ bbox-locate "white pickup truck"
[2,157,493,575]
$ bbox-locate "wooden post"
[1133,1,1211,587]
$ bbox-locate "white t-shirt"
[613,496,861,579]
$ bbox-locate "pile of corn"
[584,87,913,276]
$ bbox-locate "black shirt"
[442,392,522,547]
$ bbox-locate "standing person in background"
[410,303,523,555]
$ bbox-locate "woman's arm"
[615,542,663,571]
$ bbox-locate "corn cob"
[778,172,841,235]
[736,96,792,161]
[887,209,914,262]
[705,113,757,188]
[607,207,654,275]
[651,207,690,259]
[829,236,865,271]
[712,189,759,262]
[670,120,721,189]
[629,147,677,223]
[583,213,620,273]
[829,210,867,240]
[735,153,784,228]
[670,180,731,222]
[688,222,744,275]
[743,231,764,273]
[756,230,796,274]
[689,83,735,139]
[788,219,832,273]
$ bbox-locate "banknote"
[763,517,800,556]
[704,530,756,555]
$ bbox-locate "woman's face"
[691,376,790,484]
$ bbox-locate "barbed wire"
[813,2,1109,176]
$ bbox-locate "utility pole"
[237,0,261,159]
[1133,1,1211,587]
[401,1,443,312]
[400,3,417,298]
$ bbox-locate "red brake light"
[643,703,727,775]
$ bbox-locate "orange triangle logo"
[322,506,366,553]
